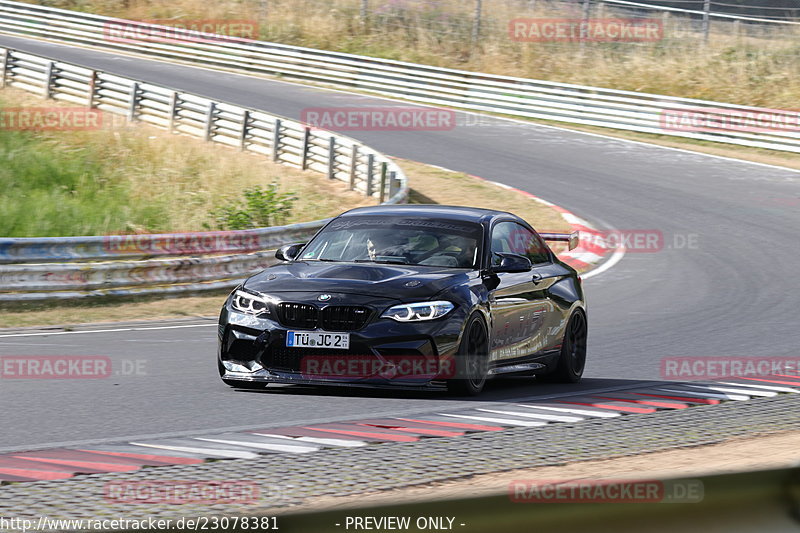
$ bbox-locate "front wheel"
[540,310,587,383]
[447,314,489,396]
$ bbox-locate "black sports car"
[218,205,586,395]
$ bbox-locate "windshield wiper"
[352,259,408,265]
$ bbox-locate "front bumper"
[218,295,466,388]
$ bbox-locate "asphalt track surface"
[1,35,799,452]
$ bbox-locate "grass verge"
[0,88,373,237]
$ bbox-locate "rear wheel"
[447,314,489,396]
[541,310,587,383]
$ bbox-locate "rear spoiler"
[540,231,580,251]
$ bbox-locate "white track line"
[0,323,216,338]
[654,388,750,401]
[514,404,621,418]
[476,409,582,423]
[194,437,318,454]
[683,384,777,398]
[717,382,800,393]
[581,245,626,280]
[253,433,367,448]
[438,413,547,427]
[129,442,258,459]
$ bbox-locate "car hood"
[244,261,473,300]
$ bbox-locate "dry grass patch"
[402,158,571,233]
[0,296,225,329]
[0,87,373,237]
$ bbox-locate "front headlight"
[381,301,455,322]
[231,289,271,316]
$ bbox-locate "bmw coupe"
[218,205,586,395]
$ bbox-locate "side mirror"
[490,253,532,273]
[275,243,305,262]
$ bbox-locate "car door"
[487,221,548,364]
[518,226,565,358]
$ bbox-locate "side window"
[491,221,550,266]
[490,222,515,266]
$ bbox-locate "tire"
[540,310,587,383]
[447,314,489,396]
[219,360,268,389]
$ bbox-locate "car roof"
[339,204,515,223]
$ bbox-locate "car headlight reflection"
[231,290,271,316]
[381,301,455,322]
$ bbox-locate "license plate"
[286,331,350,349]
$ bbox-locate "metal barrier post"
[127,82,139,121]
[204,101,216,142]
[0,48,9,89]
[168,91,178,133]
[389,170,398,200]
[42,60,54,99]
[272,118,281,162]
[86,70,97,108]
[580,0,591,52]
[301,126,311,170]
[379,162,387,202]
[328,137,336,179]
[471,0,482,45]
[702,0,711,42]
[349,145,359,190]
[366,153,375,197]
[239,110,251,150]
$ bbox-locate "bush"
[210,183,297,230]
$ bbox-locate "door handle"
[531,272,543,283]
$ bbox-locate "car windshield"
[299,215,482,268]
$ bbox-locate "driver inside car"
[366,232,408,261]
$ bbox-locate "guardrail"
[0,45,408,301]
[608,0,800,25]
[601,0,800,25]
[259,466,800,533]
[0,1,799,153]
